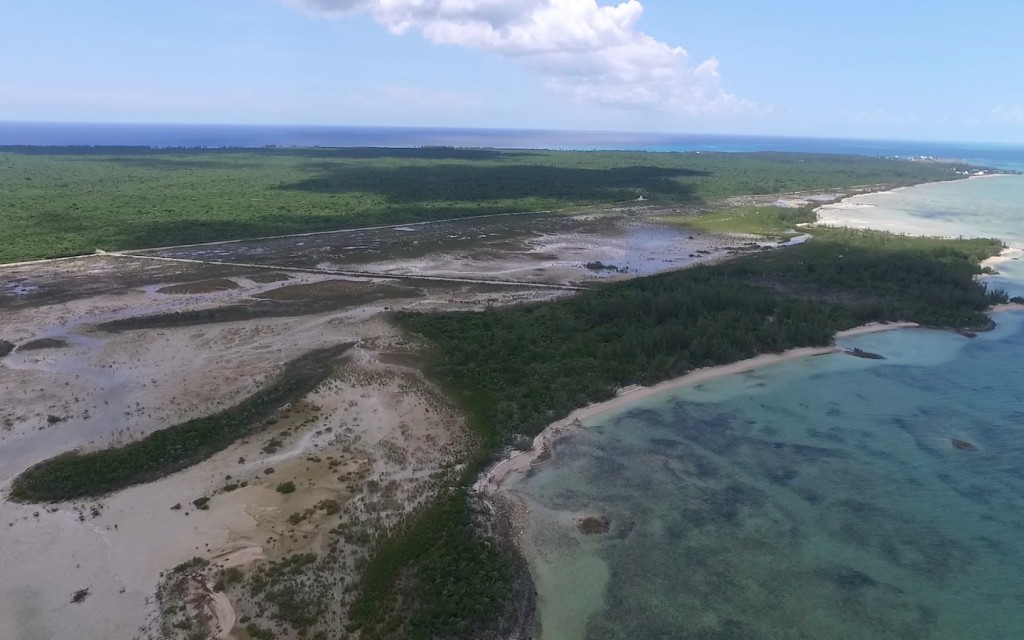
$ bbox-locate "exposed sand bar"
[476,321,920,493]
[982,247,1024,270]
[991,303,1024,313]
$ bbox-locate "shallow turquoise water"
[818,176,1024,241]
[515,315,1024,639]
[511,176,1024,639]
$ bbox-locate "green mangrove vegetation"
[0,146,971,263]
[9,344,352,502]
[345,229,1007,639]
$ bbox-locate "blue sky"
[2,0,1023,142]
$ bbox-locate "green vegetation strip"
[96,282,424,332]
[0,146,971,263]
[348,230,1007,639]
[659,204,819,238]
[9,344,352,502]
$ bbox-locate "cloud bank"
[284,0,755,115]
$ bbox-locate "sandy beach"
[815,174,1024,251]
[990,303,1024,313]
[476,321,920,494]
[982,246,1024,270]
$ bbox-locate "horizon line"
[3,120,1024,150]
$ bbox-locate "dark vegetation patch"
[376,351,426,369]
[96,281,425,331]
[345,230,1005,639]
[155,278,240,294]
[9,344,352,502]
[246,271,293,284]
[0,258,256,312]
[17,337,69,351]
[0,147,972,263]
[346,491,516,640]
[817,565,878,591]
[245,553,327,636]
[577,515,611,534]
[256,279,406,303]
[0,340,14,357]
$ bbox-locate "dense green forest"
[346,229,1007,640]
[9,344,351,502]
[0,146,970,263]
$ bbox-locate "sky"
[2,0,1024,143]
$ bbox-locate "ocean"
[2,121,1024,173]
[506,173,1024,639]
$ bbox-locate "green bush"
[10,345,350,502]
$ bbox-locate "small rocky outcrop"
[845,347,884,360]
[0,340,14,358]
[576,515,611,535]
[952,439,978,452]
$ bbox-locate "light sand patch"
[991,303,1024,313]
[0,257,484,640]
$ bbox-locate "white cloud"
[283,0,757,116]
[992,105,1024,124]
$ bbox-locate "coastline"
[476,172,1023,639]
[475,321,919,496]
[815,173,1021,237]
[982,246,1024,271]
[991,302,1024,313]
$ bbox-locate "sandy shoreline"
[991,302,1024,313]
[479,172,1024,497]
[475,321,920,494]
[814,173,1022,244]
[982,246,1024,270]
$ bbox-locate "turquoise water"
[510,176,1024,639]
[819,175,1024,298]
[820,176,1024,245]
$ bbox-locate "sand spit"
[476,322,921,495]
[991,303,1024,313]
[982,246,1024,271]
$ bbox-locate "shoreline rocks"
[952,438,978,452]
[576,515,611,535]
[844,347,885,360]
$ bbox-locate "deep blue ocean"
[2,121,1024,172]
